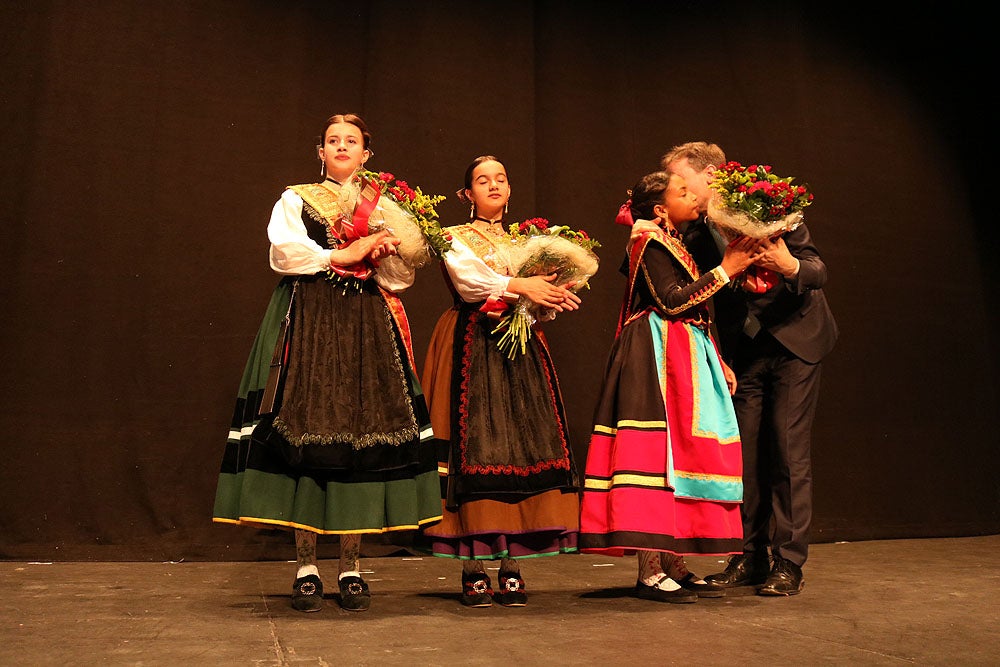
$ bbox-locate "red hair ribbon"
[614,200,634,227]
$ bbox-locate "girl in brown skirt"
[419,155,583,607]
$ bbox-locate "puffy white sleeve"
[267,189,334,275]
[373,254,415,293]
[443,236,511,303]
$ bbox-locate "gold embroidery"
[675,470,741,483]
[592,418,670,436]
[288,183,344,225]
[658,233,700,281]
[584,473,669,490]
[449,224,510,274]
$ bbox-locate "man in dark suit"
[662,142,838,595]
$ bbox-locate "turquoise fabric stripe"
[690,327,741,441]
[674,474,744,502]
[646,313,674,488]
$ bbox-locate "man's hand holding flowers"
[752,235,799,279]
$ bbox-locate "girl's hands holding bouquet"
[491,216,599,359]
[719,236,762,278]
[331,230,401,267]
[493,274,583,359]
[367,232,402,261]
[509,274,582,312]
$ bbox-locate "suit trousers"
[731,331,822,567]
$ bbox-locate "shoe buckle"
[298,581,317,596]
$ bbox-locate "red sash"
[330,175,382,281]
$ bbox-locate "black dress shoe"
[460,572,494,608]
[634,578,698,604]
[291,574,324,612]
[495,572,528,607]
[338,575,371,611]
[704,553,771,588]
[676,572,726,598]
[757,557,804,596]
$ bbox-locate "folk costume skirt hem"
[579,313,742,557]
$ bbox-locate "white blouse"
[441,234,513,304]
[266,188,414,293]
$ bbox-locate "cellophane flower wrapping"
[490,227,600,359]
[708,161,813,240]
[707,199,803,240]
[338,171,449,269]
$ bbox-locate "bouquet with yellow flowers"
[338,170,450,269]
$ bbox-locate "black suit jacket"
[682,217,838,365]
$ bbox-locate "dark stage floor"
[2,535,998,666]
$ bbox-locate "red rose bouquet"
[708,161,814,239]
[338,170,450,268]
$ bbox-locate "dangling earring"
[503,202,509,216]
[469,202,475,221]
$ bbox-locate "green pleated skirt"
[212,276,442,534]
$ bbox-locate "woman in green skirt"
[212,113,441,613]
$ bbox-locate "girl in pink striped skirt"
[579,171,760,603]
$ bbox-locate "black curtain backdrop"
[1,1,996,561]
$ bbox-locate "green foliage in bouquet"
[359,170,451,260]
[710,162,813,223]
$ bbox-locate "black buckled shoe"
[460,572,494,607]
[337,575,371,611]
[676,572,726,598]
[704,552,771,588]
[635,577,698,604]
[757,557,804,596]
[495,572,527,607]
[291,574,324,612]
